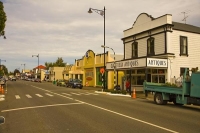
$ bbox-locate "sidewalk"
[82,86,154,99]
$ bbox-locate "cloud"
[0,0,199,72]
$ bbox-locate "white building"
[106,13,200,91]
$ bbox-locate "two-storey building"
[107,13,200,91]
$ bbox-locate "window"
[180,67,189,76]
[147,37,155,55]
[132,42,138,57]
[77,61,79,66]
[180,36,188,56]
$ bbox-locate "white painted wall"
[169,30,200,79]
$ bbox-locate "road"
[0,80,200,133]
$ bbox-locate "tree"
[14,69,20,76]
[0,65,8,76]
[0,1,7,38]
[45,57,66,69]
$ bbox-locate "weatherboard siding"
[154,33,165,55]
[169,30,200,78]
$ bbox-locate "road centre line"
[1,103,83,112]
[26,94,32,98]
[30,85,178,133]
[36,94,43,97]
[15,95,20,99]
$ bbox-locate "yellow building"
[49,67,65,81]
[68,49,124,89]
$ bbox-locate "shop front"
[106,57,168,91]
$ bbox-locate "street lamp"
[88,7,106,90]
[101,45,116,89]
[0,59,6,66]
[21,64,25,73]
[32,54,39,78]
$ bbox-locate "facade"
[33,65,46,80]
[68,49,124,89]
[106,13,200,91]
[49,67,65,81]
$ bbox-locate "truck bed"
[143,82,190,95]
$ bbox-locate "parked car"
[66,79,83,89]
[56,79,67,86]
[34,78,41,83]
[11,77,16,81]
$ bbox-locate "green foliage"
[14,69,20,76]
[45,57,66,69]
[0,65,8,75]
[164,82,179,87]
[0,1,7,36]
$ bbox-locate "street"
[0,80,200,133]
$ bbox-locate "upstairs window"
[132,42,138,58]
[147,37,155,55]
[180,36,188,56]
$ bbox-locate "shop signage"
[107,58,146,69]
[147,58,167,67]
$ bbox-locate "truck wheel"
[154,93,167,105]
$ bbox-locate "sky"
[0,0,200,72]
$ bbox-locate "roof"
[33,65,46,70]
[172,22,200,34]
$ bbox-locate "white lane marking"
[0,95,5,98]
[26,94,32,98]
[84,92,99,95]
[35,94,43,97]
[1,103,83,112]
[15,95,20,99]
[29,85,178,133]
[45,93,54,97]
[62,93,72,96]
[70,92,80,95]
[0,98,5,101]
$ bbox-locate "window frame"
[147,37,155,56]
[180,36,188,56]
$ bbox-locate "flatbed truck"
[143,69,200,105]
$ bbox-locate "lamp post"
[21,64,25,73]
[88,7,106,90]
[0,59,6,67]
[101,45,116,89]
[32,54,39,78]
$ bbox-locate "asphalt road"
[0,80,200,133]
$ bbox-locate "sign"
[100,68,105,74]
[106,58,146,69]
[147,58,167,67]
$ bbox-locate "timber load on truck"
[143,68,200,106]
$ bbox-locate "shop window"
[132,42,138,58]
[132,70,136,74]
[180,36,188,56]
[152,75,165,83]
[131,76,136,85]
[137,76,145,85]
[158,69,165,74]
[147,37,155,55]
[152,69,157,74]
[137,69,145,74]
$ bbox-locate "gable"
[123,13,172,38]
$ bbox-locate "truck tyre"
[154,93,167,105]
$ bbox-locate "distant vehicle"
[0,116,5,125]
[66,79,83,89]
[11,77,16,81]
[34,78,41,83]
[56,79,67,87]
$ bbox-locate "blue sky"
[0,0,200,72]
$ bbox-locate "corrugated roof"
[172,22,200,34]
